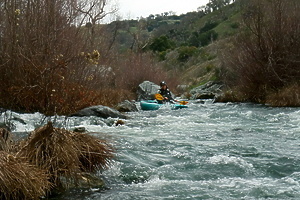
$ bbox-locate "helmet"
[160,81,167,86]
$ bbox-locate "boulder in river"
[70,105,128,119]
[190,81,223,100]
[115,100,138,112]
[136,81,160,101]
[136,81,176,101]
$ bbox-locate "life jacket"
[158,88,173,101]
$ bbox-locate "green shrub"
[177,46,198,62]
[149,35,175,52]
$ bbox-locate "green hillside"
[106,1,241,87]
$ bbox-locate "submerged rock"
[70,105,128,119]
[58,173,105,190]
[73,127,86,133]
[115,119,125,126]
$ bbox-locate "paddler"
[156,81,177,104]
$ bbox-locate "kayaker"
[157,81,176,104]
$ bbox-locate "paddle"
[179,101,188,105]
[155,93,164,101]
[156,93,188,105]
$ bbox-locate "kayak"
[140,100,188,111]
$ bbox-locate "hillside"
[106,1,241,88]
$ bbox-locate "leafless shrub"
[0,0,176,115]
[112,51,180,94]
[219,0,300,105]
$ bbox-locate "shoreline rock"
[190,81,223,100]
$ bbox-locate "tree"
[149,35,175,52]
[205,0,234,12]
[72,0,117,47]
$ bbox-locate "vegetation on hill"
[107,0,240,86]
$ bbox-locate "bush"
[219,0,300,104]
[177,46,198,62]
[200,21,219,33]
[111,51,179,93]
[149,35,175,52]
[189,30,218,47]
[265,84,300,107]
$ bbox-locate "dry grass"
[265,84,300,107]
[73,132,114,173]
[215,88,248,103]
[16,122,114,188]
[0,128,12,152]
[0,151,51,200]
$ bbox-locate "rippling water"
[7,101,300,199]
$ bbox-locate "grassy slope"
[179,3,241,87]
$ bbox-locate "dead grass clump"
[215,87,250,103]
[265,84,300,107]
[0,151,51,200]
[0,128,12,152]
[73,132,114,173]
[17,122,114,188]
[17,122,81,186]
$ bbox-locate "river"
[6,101,300,199]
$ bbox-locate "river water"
[5,101,300,199]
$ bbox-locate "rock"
[190,81,223,100]
[136,81,160,101]
[115,100,138,112]
[11,116,26,125]
[115,119,125,126]
[70,105,128,119]
[73,127,86,133]
[75,173,106,189]
[53,173,106,194]
[177,85,189,94]
[136,81,176,101]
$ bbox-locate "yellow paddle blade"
[155,93,164,101]
[179,101,188,105]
